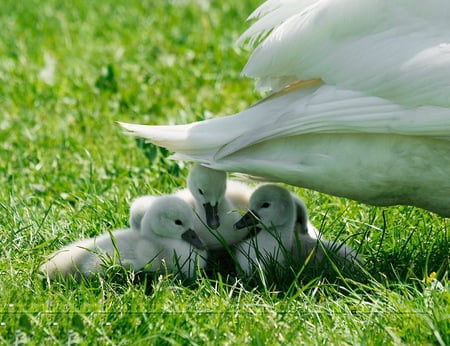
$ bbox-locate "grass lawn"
[0,0,448,344]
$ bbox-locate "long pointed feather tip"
[117,121,144,135]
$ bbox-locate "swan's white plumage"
[240,0,450,107]
[119,0,450,217]
[40,196,206,280]
[176,164,254,249]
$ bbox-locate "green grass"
[0,0,448,344]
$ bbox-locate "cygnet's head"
[140,195,205,249]
[187,164,227,229]
[235,184,295,231]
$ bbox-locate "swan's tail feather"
[118,120,235,160]
[119,122,192,151]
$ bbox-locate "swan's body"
[175,164,254,249]
[120,0,450,217]
[234,184,363,276]
[40,196,207,280]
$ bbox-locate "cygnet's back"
[288,194,364,270]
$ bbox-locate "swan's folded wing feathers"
[238,0,318,47]
[216,86,450,159]
[119,121,219,154]
[240,0,450,107]
[250,78,323,107]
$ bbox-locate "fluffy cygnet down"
[129,195,156,231]
[40,196,207,281]
[176,164,254,250]
[234,184,364,276]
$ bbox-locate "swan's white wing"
[240,0,450,107]
[120,82,450,161]
[121,85,450,162]
[238,0,318,46]
[119,121,235,157]
[215,85,450,158]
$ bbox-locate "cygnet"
[40,196,207,280]
[176,164,254,249]
[234,184,364,276]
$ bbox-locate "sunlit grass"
[0,0,448,344]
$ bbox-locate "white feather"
[241,0,450,107]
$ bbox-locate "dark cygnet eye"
[198,189,204,195]
[261,202,270,208]
[175,219,183,226]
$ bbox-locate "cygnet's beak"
[182,229,206,249]
[203,202,220,229]
[234,210,260,230]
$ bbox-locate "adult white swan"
[120,0,450,217]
